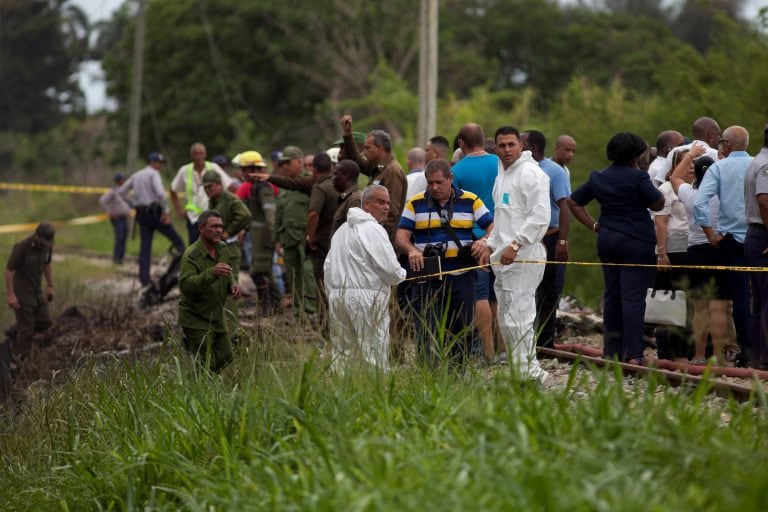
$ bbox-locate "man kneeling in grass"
[324,185,406,371]
[178,210,241,372]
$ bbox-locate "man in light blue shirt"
[693,125,753,365]
[452,122,503,362]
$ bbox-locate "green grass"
[1,334,767,511]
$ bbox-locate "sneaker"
[493,352,508,366]
[724,347,741,364]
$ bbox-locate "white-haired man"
[324,185,406,371]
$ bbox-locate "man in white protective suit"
[480,125,551,382]
[324,184,406,371]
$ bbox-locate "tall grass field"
[1,338,767,511]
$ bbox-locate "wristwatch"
[558,239,567,246]
[509,241,520,252]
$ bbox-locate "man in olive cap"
[275,145,317,320]
[203,169,252,333]
[4,222,56,360]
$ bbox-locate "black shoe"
[4,326,17,341]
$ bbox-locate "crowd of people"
[6,115,768,381]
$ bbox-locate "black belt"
[749,223,767,230]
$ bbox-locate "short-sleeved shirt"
[399,186,493,272]
[651,181,689,253]
[570,164,661,244]
[178,239,236,333]
[7,236,52,301]
[693,151,752,242]
[208,191,252,240]
[678,184,719,247]
[170,161,232,223]
[744,148,768,225]
[332,185,362,235]
[119,166,168,211]
[451,153,500,238]
[538,158,571,228]
[308,175,340,253]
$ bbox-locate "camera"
[422,243,446,258]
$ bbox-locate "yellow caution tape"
[404,258,768,282]
[0,182,110,194]
[0,214,111,235]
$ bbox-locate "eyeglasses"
[717,139,732,146]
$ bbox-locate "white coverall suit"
[324,207,406,371]
[487,151,551,382]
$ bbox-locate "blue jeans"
[110,215,128,264]
[137,206,185,286]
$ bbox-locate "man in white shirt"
[170,142,235,244]
[405,147,427,200]
[654,118,721,186]
[649,130,684,186]
[324,185,406,371]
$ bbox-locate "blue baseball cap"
[270,150,283,162]
[211,154,229,167]
[147,152,166,163]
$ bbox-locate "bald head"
[458,123,485,152]
[721,125,749,153]
[692,117,721,149]
[406,147,426,171]
[554,135,577,167]
[655,130,684,158]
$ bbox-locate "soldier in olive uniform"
[203,170,252,333]
[4,222,56,360]
[275,146,317,319]
[236,150,281,314]
[178,210,240,372]
[203,170,252,279]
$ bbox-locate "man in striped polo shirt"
[396,159,493,367]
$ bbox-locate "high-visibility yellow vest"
[183,161,214,214]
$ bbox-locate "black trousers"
[535,232,561,347]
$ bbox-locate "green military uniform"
[275,188,317,316]
[208,188,251,334]
[331,184,363,235]
[178,238,237,372]
[208,189,252,279]
[5,233,53,358]
[307,174,340,279]
[246,180,281,312]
